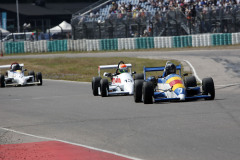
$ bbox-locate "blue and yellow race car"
[134,61,215,104]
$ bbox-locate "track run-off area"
[1,49,240,160]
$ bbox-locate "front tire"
[92,76,101,96]
[184,76,197,88]
[100,79,109,97]
[143,81,154,104]
[134,80,144,102]
[135,73,144,80]
[0,75,5,88]
[36,72,43,86]
[28,71,35,82]
[202,77,215,100]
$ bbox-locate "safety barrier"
[47,40,68,52]
[1,32,240,54]
[135,37,155,49]
[99,39,118,51]
[3,41,24,54]
[211,33,232,46]
[232,32,240,45]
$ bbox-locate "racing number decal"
[125,79,133,83]
[112,78,121,84]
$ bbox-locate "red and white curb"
[0,127,142,160]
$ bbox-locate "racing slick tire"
[92,76,101,96]
[28,71,35,81]
[135,73,144,80]
[0,75,6,88]
[134,79,144,102]
[184,76,197,88]
[36,72,43,86]
[100,79,109,97]
[202,77,215,100]
[143,81,154,104]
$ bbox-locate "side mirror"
[132,71,136,74]
[183,73,188,76]
[103,72,108,77]
[103,72,111,77]
[24,69,27,71]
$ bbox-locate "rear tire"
[202,77,215,100]
[135,73,144,80]
[143,81,154,104]
[36,72,43,86]
[184,76,197,88]
[134,80,144,102]
[0,75,5,88]
[100,79,109,97]
[92,76,101,96]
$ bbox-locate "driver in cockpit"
[11,63,21,71]
[118,64,128,73]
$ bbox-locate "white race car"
[92,61,143,97]
[0,62,42,87]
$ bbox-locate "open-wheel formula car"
[92,61,144,97]
[134,61,215,104]
[0,62,43,87]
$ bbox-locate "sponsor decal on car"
[112,78,121,84]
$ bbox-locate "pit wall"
[1,33,240,54]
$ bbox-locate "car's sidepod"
[118,73,134,94]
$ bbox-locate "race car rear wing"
[98,64,132,76]
[0,64,24,69]
[143,65,181,79]
[144,65,181,72]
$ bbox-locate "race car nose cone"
[179,94,185,101]
[174,87,186,100]
[124,82,134,94]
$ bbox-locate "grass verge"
[0,57,183,82]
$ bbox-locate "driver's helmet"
[165,62,176,76]
[11,63,21,71]
[119,64,128,73]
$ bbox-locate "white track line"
[183,60,202,83]
[0,127,142,160]
[183,60,240,87]
[215,83,240,87]
[44,79,91,84]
